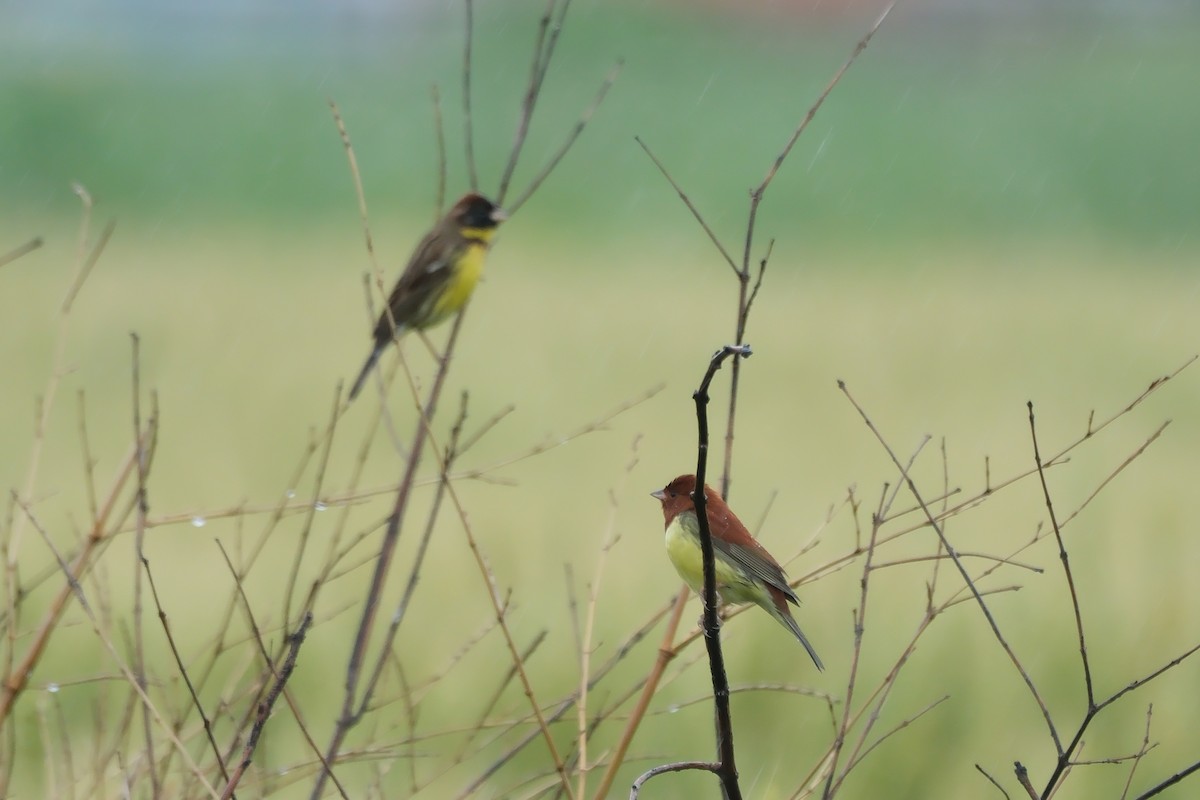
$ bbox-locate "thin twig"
[497,0,574,204]
[440,457,576,798]
[1132,759,1200,799]
[750,3,894,201]
[0,236,43,269]
[282,387,342,631]
[590,588,688,800]
[506,60,623,215]
[629,761,719,798]
[462,0,479,191]
[575,471,630,799]
[219,613,313,800]
[328,100,380,279]
[310,312,467,800]
[633,137,737,275]
[7,185,108,567]
[61,220,115,314]
[353,392,471,719]
[840,379,1064,756]
[822,476,886,799]
[976,764,1012,799]
[1,425,151,725]
[1029,400,1094,706]
[1119,705,1155,800]
[143,550,231,786]
[432,83,448,218]
[21,499,220,799]
[129,334,158,800]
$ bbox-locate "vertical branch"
[1028,402,1094,705]
[692,344,752,800]
[461,0,479,191]
[218,613,313,800]
[129,333,159,800]
[281,387,342,631]
[821,489,885,800]
[310,312,467,800]
[142,555,230,787]
[575,459,633,800]
[638,9,890,499]
[432,84,448,219]
[720,242,771,498]
[328,100,380,281]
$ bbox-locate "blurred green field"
[4,1,1200,798]
[4,2,1200,248]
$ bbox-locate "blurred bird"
[348,193,508,401]
[652,474,823,670]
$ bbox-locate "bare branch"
[219,613,313,800]
[629,761,719,798]
[633,136,738,275]
[507,60,623,215]
[432,83,448,218]
[327,99,380,279]
[0,236,43,269]
[839,380,1063,755]
[462,0,479,191]
[1029,401,1094,706]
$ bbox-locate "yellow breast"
[429,239,488,325]
[664,511,759,605]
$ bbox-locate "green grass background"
[3,1,1200,797]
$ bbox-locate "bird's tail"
[347,344,385,402]
[767,587,824,671]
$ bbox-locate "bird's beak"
[490,207,509,223]
[650,489,666,501]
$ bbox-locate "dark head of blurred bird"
[348,193,507,401]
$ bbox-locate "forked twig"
[839,379,1064,756]
[497,0,573,204]
[21,498,220,799]
[506,60,623,215]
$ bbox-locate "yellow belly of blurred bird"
[425,237,487,328]
[664,510,772,609]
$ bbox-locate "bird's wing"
[711,536,800,605]
[371,232,460,343]
[677,512,800,605]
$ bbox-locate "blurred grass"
[3,0,1200,797]
[4,224,1200,796]
[3,2,1199,250]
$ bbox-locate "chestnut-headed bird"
[652,474,822,670]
